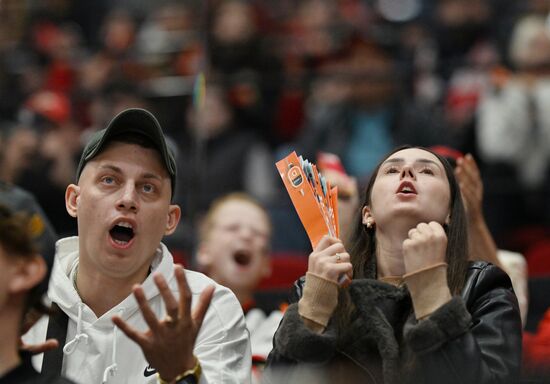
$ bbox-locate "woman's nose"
[400,166,415,180]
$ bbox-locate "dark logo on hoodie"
[144,365,157,377]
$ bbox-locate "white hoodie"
[23,237,251,384]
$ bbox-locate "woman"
[265,146,522,384]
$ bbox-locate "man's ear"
[164,204,181,236]
[9,255,47,294]
[65,184,80,218]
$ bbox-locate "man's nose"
[117,184,139,212]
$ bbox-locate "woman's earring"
[366,219,375,230]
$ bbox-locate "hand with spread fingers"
[112,265,215,382]
[403,221,448,274]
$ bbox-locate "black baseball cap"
[76,108,177,196]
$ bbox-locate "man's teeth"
[117,221,133,229]
[113,239,129,245]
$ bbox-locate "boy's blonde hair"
[199,193,272,244]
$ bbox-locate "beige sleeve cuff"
[298,272,339,333]
[404,262,452,320]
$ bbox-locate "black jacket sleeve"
[404,263,522,384]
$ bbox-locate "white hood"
[24,236,251,384]
[51,236,169,328]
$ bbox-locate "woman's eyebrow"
[416,158,440,166]
[382,157,443,170]
[416,158,444,171]
[382,157,403,165]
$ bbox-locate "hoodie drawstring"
[63,303,88,354]
[102,308,124,383]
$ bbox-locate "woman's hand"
[308,235,353,283]
[403,221,447,274]
[299,235,353,333]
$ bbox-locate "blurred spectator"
[521,0,550,15]
[0,204,71,384]
[435,147,529,326]
[271,0,353,145]
[136,1,202,79]
[523,307,550,381]
[197,193,273,311]
[176,82,277,227]
[0,122,57,254]
[78,8,143,95]
[281,0,351,69]
[295,37,444,186]
[479,14,550,187]
[196,193,283,383]
[477,14,550,232]
[86,79,149,133]
[36,21,83,95]
[0,181,57,257]
[430,0,496,79]
[209,0,283,145]
[15,91,80,236]
[0,121,39,184]
[404,0,509,154]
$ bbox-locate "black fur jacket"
[264,261,522,384]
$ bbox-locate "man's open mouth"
[109,221,135,245]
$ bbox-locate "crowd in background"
[1,0,550,319]
[2,0,550,380]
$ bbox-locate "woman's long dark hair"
[346,145,469,294]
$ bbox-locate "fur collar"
[340,279,412,384]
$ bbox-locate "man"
[0,204,73,384]
[23,108,251,383]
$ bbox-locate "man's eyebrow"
[98,165,164,181]
[98,164,123,173]
[142,173,163,182]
